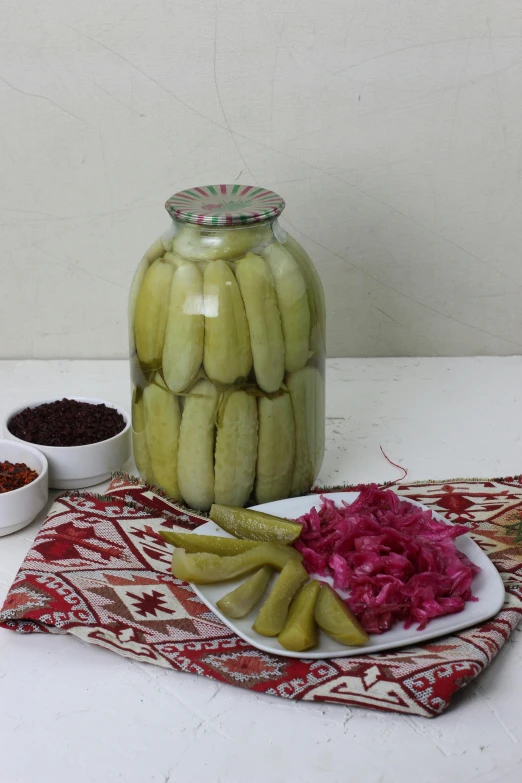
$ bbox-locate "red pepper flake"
[0,461,39,493]
[8,398,126,447]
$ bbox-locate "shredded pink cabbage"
[294,485,480,633]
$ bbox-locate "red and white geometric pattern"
[1,474,521,717]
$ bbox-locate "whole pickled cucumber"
[171,543,301,584]
[160,530,261,555]
[314,584,369,646]
[134,257,174,369]
[131,386,154,485]
[252,559,308,636]
[278,579,320,652]
[255,391,295,504]
[287,366,325,495]
[235,253,285,393]
[128,256,150,354]
[143,375,181,500]
[162,256,204,393]
[264,243,311,372]
[214,390,258,507]
[216,566,272,619]
[130,351,151,390]
[203,260,252,385]
[209,504,302,544]
[177,379,219,510]
[145,237,167,263]
[173,224,273,261]
[285,235,326,362]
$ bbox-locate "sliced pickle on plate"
[209,504,302,544]
[160,530,260,556]
[171,542,301,584]
[278,579,320,652]
[314,584,369,646]
[252,560,308,637]
[217,566,272,619]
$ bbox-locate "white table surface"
[0,358,521,783]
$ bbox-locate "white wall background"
[1,0,522,358]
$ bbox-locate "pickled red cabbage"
[294,485,480,633]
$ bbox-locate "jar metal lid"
[165,184,285,226]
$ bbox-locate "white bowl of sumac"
[4,398,131,490]
[0,439,49,536]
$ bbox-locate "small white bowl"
[4,397,131,490]
[0,439,49,536]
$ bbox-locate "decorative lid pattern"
[165,184,285,226]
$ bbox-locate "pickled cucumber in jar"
[129,184,325,508]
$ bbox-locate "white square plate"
[189,492,505,659]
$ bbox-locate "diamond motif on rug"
[203,650,288,687]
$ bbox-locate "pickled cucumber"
[173,224,273,262]
[162,256,204,393]
[255,391,295,504]
[131,387,154,485]
[252,559,308,636]
[130,351,151,390]
[177,379,219,511]
[216,566,272,619]
[134,256,174,369]
[142,375,181,500]
[264,243,311,373]
[235,252,285,393]
[128,256,150,354]
[314,584,369,646]
[171,542,301,584]
[278,579,320,652]
[144,237,167,263]
[214,390,258,507]
[203,259,252,386]
[209,504,302,544]
[284,235,326,361]
[287,366,324,495]
[160,530,260,555]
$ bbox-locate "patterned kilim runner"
[1,473,521,717]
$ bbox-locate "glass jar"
[129,185,325,510]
